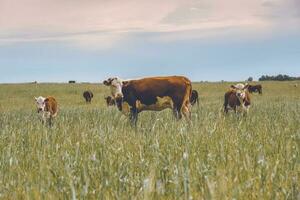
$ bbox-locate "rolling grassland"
[0,81,299,199]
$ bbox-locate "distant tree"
[247,77,253,82]
[69,80,76,83]
[259,74,300,81]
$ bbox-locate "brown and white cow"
[103,76,192,125]
[224,85,251,114]
[190,90,199,106]
[247,84,262,94]
[104,96,116,106]
[35,96,58,125]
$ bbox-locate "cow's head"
[103,77,124,99]
[35,96,46,113]
[231,84,249,101]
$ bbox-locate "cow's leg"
[181,98,192,121]
[233,106,237,113]
[224,105,228,113]
[173,108,182,120]
[48,116,53,127]
[129,107,138,126]
[42,113,47,124]
[182,105,191,120]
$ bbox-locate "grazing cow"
[224,85,251,114]
[105,96,116,106]
[83,90,94,103]
[103,76,192,125]
[190,90,199,106]
[35,96,58,125]
[247,84,262,94]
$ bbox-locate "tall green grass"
[0,82,299,199]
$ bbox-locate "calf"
[83,90,93,103]
[224,85,251,114]
[190,90,199,106]
[103,76,192,125]
[105,96,116,106]
[35,96,58,125]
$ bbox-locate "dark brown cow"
[105,96,116,106]
[224,85,251,114]
[190,90,199,106]
[247,84,262,94]
[83,90,94,103]
[103,76,192,125]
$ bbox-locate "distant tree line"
[259,74,300,81]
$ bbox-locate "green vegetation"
[259,74,300,81]
[0,82,299,199]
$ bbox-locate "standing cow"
[35,96,58,125]
[103,76,192,125]
[224,85,251,114]
[247,84,262,94]
[83,90,93,103]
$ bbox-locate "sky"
[0,0,299,83]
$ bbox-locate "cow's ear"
[34,97,37,101]
[44,98,49,102]
[230,85,236,89]
[122,81,129,85]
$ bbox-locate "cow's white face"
[231,84,248,101]
[236,89,246,99]
[103,77,123,98]
[35,96,46,113]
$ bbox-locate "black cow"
[247,84,262,94]
[83,90,93,103]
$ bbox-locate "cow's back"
[45,96,58,116]
[225,90,240,107]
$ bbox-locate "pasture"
[0,81,299,199]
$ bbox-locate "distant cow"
[247,84,262,94]
[83,90,93,103]
[103,76,192,125]
[35,96,58,125]
[105,96,116,106]
[190,90,199,106]
[224,85,251,114]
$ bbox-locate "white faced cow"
[224,84,251,114]
[35,96,58,125]
[103,76,192,126]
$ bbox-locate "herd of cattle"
[34,76,262,126]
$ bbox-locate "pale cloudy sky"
[0,0,299,82]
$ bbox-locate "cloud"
[0,0,299,49]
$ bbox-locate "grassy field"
[0,81,299,199]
